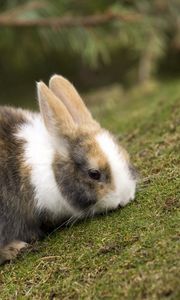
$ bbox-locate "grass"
[0,79,180,300]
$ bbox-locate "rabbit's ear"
[49,75,99,130]
[37,81,76,137]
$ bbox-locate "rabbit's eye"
[88,169,101,181]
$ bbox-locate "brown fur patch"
[80,133,107,168]
[81,129,115,193]
[77,132,114,197]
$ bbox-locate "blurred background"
[0,0,180,108]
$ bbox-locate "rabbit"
[0,75,137,264]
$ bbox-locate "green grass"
[0,80,180,300]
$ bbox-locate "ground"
[0,80,179,299]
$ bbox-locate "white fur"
[96,131,136,209]
[16,113,77,218]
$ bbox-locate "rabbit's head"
[37,75,137,216]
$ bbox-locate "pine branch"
[0,1,45,19]
[0,10,142,29]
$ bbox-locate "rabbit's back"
[0,107,27,193]
[0,107,42,245]
[0,107,28,186]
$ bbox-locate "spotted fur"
[0,75,137,264]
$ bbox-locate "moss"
[0,80,180,299]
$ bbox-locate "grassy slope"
[0,80,179,300]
